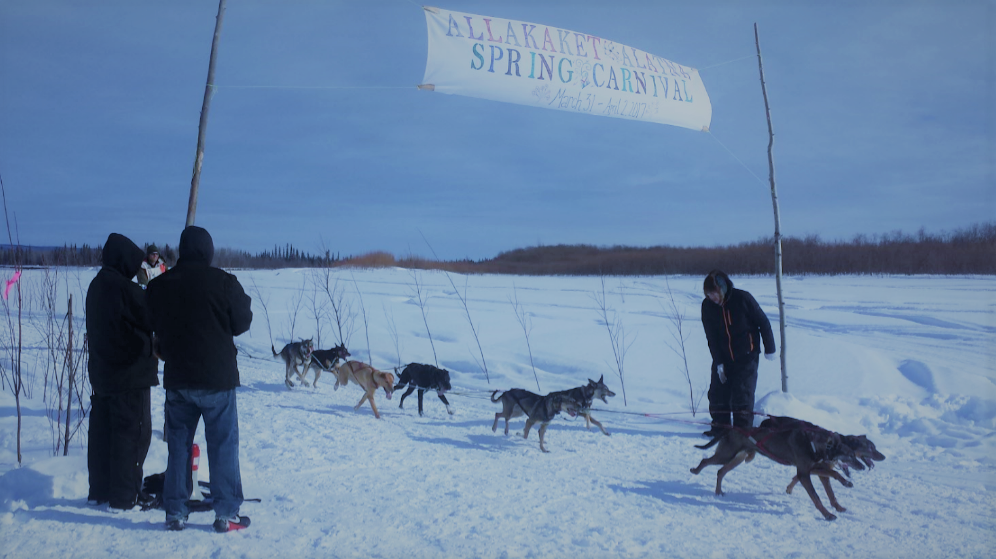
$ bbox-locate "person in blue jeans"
[147,226,253,532]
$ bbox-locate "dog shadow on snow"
[406,420,580,453]
[611,479,791,516]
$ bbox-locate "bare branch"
[509,282,541,391]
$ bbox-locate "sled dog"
[548,375,616,435]
[785,432,886,495]
[333,360,395,419]
[689,416,866,521]
[394,363,454,416]
[491,389,580,453]
[272,338,314,389]
[305,344,350,388]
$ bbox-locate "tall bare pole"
[186,0,227,227]
[755,23,788,393]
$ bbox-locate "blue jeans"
[164,388,243,520]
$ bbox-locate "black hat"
[146,244,159,255]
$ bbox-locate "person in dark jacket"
[700,270,776,433]
[146,226,253,533]
[86,232,159,511]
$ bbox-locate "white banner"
[421,7,711,132]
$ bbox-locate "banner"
[421,7,711,132]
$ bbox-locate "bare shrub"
[247,276,275,349]
[659,276,703,416]
[509,283,541,391]
[0,175,26,465]
[349,271,372,364]
[409,269,437,367]
[591,276,634,406]
[383,303,402,368]
[38,270,90,456]
[316,267,357,349]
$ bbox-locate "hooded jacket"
[86,233,160,395]
[701,271,776,368]
[146,226,253,390]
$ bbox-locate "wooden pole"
[754,23,788,393]
[186,0,227,227]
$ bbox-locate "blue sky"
[1,0,992,260]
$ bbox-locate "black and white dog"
[393,363,454,416]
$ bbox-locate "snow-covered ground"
[1,269,994,558]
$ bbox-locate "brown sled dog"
[689,416,867,520]
[332,360,395,419]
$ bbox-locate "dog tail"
[490,390,504,403]
[695,435,723,450]
[271,345,279,358]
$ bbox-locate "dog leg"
[523,419,535,440]
[538,422,551,453]
[295,366,311,388]
[714,450,750,496]
[690,452,729,476]
[438,392,454,415]
[492,413,503,433]
[417,389,425,417]
[796,472,837,521]
[367,391,381,419]
[820,476,847,513]
[587,414,610,436]
[313,367,322,388]
[355,393,369,412]
[787,469,851,495]
[398,386,416,409]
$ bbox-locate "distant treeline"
[0,243,339,269]
[2,223,993,275]
[348,222,996,276]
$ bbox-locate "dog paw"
[841,479,853,488]
[833,505,847,513]
[823,513,837,521]
[302,381,310,387]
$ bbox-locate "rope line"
[707,130,766,186]
[699,54,757,71]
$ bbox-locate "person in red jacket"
[700,270,776,434]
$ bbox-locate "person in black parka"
[86,233,160,510]
[700,270,776,433]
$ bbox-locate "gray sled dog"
[272,338,315,389]
[491,389,580,453]
[548,375,616,435]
